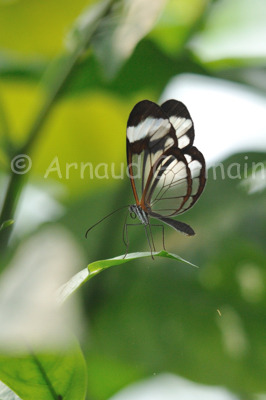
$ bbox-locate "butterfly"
[125,99,206,253]
[86,99,206,256]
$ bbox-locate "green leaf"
[57,251,197,304]
[68,0,168,78]
[0,342,87,400]
[0,220,14,232]
[62,39,193,98]
[66,0,116,51]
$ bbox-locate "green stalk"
[0,92,12,154]
[0,0,116,252]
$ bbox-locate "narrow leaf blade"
[57,251,197,304]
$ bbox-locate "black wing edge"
[161,99,195,149]
[150,212,195,236]
[127,100,166,128]
[161,99,193,121]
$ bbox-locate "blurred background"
[0,0,266,399]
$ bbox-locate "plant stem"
[0,92,12,154]
[0,0,116,252]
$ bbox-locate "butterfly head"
[129,205,149,225]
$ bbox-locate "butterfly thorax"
[129,205,149,225]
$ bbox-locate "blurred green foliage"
[0,0,266,399]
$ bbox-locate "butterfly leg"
[144,224,155,260]
[123,221,155,260]
[122,213,129,248]
[150,223,166,251]
[123,220,130,258]
[123,222,142,259]
[147,223,156,252]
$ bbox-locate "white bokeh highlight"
[161,74,266,166]
[109,374,239,400]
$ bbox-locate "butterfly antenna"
[85,205,129,238]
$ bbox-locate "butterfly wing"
[126,100,178,206]
[146,145,206,217]
[145,100,206,216]
[146,145,205,236]
[161,99,195,150]
[126,99,206,234]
